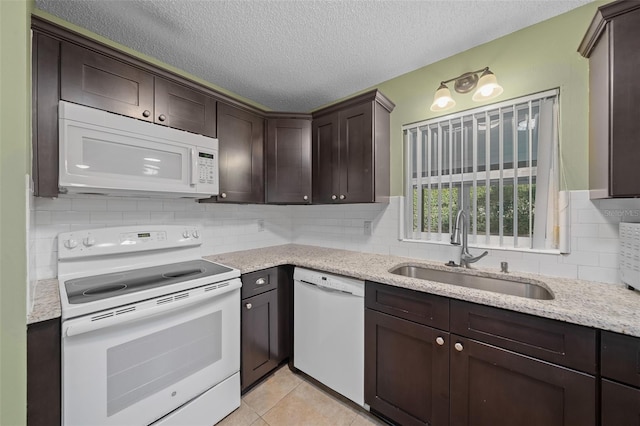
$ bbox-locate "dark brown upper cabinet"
[265,114,312,204]
[312,90,395,204]
[579,1,640,198]
[154,77,217,137]
[61,41,155,122]
[32,31,61,198]
[215,102,265,203]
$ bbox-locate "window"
[403,89,560,250]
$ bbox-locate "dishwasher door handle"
[297,279,354,296]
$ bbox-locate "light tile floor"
[217,366,387,426]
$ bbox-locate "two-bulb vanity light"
[430,67,504,112]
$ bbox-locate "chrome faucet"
[450,210,488,268]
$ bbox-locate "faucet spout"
[450,209,488,268]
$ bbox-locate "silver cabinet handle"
[303,195,308,201]
[331,195,337,200]
[245,303,252,310]
[255,278,267,286]
[158,114,167,122]
[220,192,227,199]
[436,337,445,346]
[454,342,464,352]
[142,110,151,118]
[339,194,346,200]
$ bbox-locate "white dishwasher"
[293,267,365,406]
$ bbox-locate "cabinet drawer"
[365,281,449,330]
[241,268,278,299]
[602,331,640,387]
[451,300,597,374]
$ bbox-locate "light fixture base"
[454,72,479,94]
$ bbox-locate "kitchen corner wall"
[32,190,639,289]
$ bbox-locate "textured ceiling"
[35,0,592,111]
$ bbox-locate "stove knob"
[64,239,78,249]
[182,230,190,239]
[83,237,96,247]
[192,230,199,239]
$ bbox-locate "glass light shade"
[430,84,456,112]
[472,70,503,102]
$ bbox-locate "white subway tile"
[90,212,123,224]
[577,237,619,253]
[107,199,138,211]
[71,198,108,211]
[539,262,578,279]
[578,266,620,284]
[35,197,72,211]
[571,223,599,238]
[599,253,619,269]
[51,211,91,224]
[137,199,164,211]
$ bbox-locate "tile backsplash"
[31,190,640,287]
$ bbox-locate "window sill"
[400,238,564,256]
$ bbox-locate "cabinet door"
[266,118,312,204]
[611,8,640,196]
[338,102,373,203]
[365,309,449,426]
[60,42,154,121]
[27,319,61,426]
[32,32,61,198]
[217,103,264,203]
[450,336,596,426]
[312,113,340,203]
[241,290,279,391]
[601,379,640,426]
[154,77,216,137]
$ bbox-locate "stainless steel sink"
[389,265,554,300]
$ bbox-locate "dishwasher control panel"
[293,268,364,297]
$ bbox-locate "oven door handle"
[63,280,241,338]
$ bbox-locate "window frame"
[401,89,560,253]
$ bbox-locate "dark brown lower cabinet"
[364,281,598,426]
[240,266,291,391]
[449,336,596,426]
[27,318,61,426]
[601,379,640,426]
[365,309,450,426]
[241,289,279,391]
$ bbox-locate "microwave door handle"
[190,148,198,186]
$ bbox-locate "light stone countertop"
[28,279,61,324]
[31,244,640,338]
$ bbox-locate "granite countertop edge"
[30,244,640,338]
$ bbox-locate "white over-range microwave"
[59,101,219,198]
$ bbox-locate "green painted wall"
[0,0,30,424]
[31,9,270,111]
[370,1,606,196]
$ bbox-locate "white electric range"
[57,225,241,426]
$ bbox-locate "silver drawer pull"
[245,303,252,310]
[255,278,267,285]
[436,337,445,346]
[454,342,464,352]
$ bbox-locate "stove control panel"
[58,225,203,259]
[120,230,167,244]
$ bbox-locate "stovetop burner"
[65,259,232,304]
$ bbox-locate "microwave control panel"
[197,151,217,185]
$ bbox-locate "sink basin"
[389,265,554,300]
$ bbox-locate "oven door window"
[107,311,222,417]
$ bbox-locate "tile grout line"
[257,374,305,422]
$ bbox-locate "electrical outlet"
[257,219,264,232]
[364,220,372,236]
